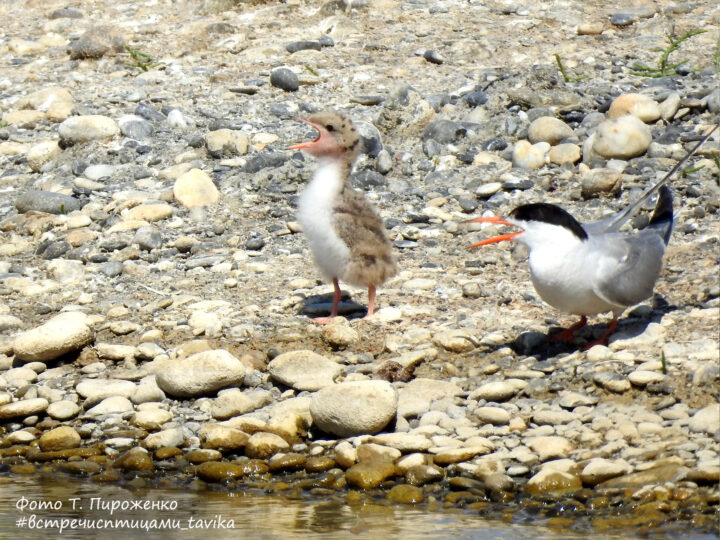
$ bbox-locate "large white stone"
[13,311,93,363]
[310,380,398,437]
[155,349,246,397]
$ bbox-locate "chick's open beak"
[288,118,321,150]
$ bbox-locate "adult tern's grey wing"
[591,230,668,309]
[595,124,717,234]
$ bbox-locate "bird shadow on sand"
[502,296,681,360]
[299,291,368,320]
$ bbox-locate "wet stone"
[185,449,223,464]
[387,484,424,504]
[345,461,397,489]
[196,461,247,482]
[38,426,81,451]
[268,452,306,472]
[113,447,154,471]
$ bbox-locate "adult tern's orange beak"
[465,216,522,248]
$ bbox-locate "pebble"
[608,93,661,123]
[245,432,290,459]
[46,401,80,420]
[118,115,154,140]
[199,424,250,450]
[580,458,632,486]
[470,380,522,402]
[13,312,93,363]
[38,426,81,451]
[76,379,137,403]
[581,168,622,198]
[0,398,49,419]
[58,115,120,145]
[114,447,153,471]
[144,427,185,450]
[512,140,549,170]
[474,406,510,426]
[205,129,249,158]
[270,67,299,92]
[548,143,581,164]
[173,168,220,207]
[527,436,573,461]
[525,468,581,496]
[268,350,343,391]
[397,378,464,418]
[591,115,652,159]
[85,396,134,416]
[27,141,62,172]
[688,404,719,435]
[15,191,85,215]
[310,380,398,437]
[527,117,574,145]
[155,349,247,398]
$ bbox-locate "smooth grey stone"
[355,121,383,158]
[422,119,466,144]
[15,191,85,215]
[99,262,123,277]
[245,237,265,251]
[119,116,154,140]
[270,67,299,92]
[133,226,162,251]
[286,40,322,53]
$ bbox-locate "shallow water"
[0,475,583,540]
[1,476,717,540]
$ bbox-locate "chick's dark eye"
[326,124,335,132]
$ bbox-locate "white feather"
[298,160,350,281]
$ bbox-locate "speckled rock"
[590,115,652,159]
[58,115,119,144]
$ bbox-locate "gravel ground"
[0,0,719,535]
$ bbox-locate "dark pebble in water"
[423,50,444,64]
[39,241,71,260]
[464,90,488,107]
[422,119,466,144]
[15,191,85,215]
[610,13,635,26]
[352,170,385,188]
[286,40,322,53]
[245,237,265,251]
[319,35,335,47]
[242,152,288,174]
[134,103,166,122]
[270,67,299,92]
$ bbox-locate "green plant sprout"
[631,29,706,77]
[124,46,165,72]
[554,54,587,83]
[713,34,720,72]
[304,64,319,76]
[681,165,705,178]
